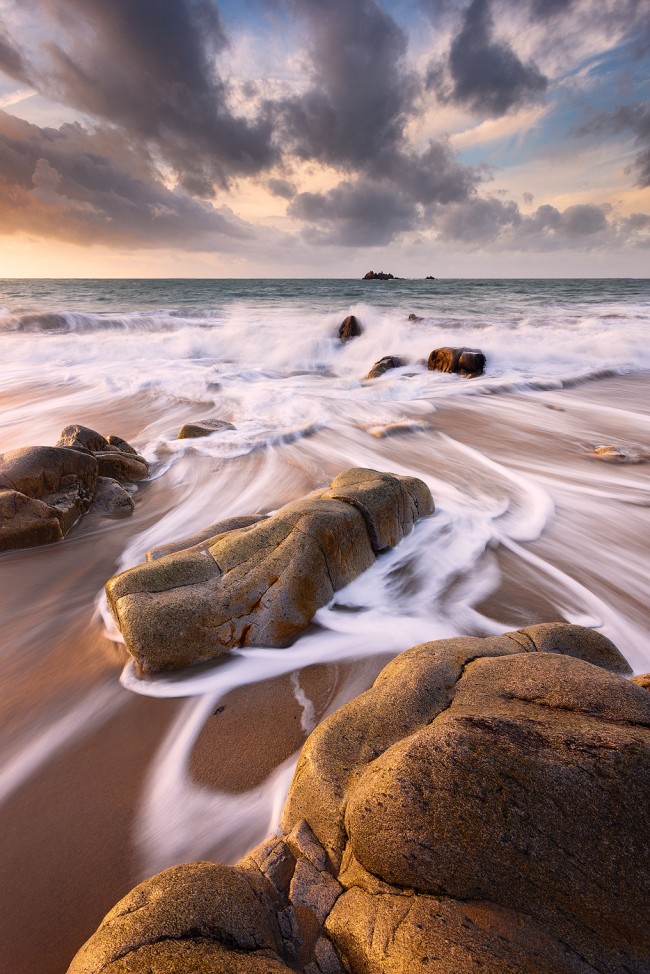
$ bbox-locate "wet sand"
[1,373,649,974]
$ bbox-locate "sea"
[0,277,649,973]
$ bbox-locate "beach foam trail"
[1,279,649,954]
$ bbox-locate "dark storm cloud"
[373,139,480,206]
[289,181,419,246]
[274,0,480,244]
[13,0,277,193]
[430,0,548,116]
[287,137,481,247]
[577,104,650,188]
[278,0,416,170]
[0,110,254,247]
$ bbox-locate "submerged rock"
[589,444,648,463]
[338,315,362,342]
[428,346,486,377]
[177,419,235,439]
[359,420,430,438]
[69,624,648,974]
[364,356,405,380]
[91,477,135,516]
[0,426,148,551]
[105,468,434,673]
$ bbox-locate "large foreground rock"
[0,425,148,551]
[105,468,434,672]
[69,624,648,974]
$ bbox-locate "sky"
[0,0,648,277]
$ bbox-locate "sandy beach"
[1,370,648,974]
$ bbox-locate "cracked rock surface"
[69,624,648,974]
[0,425,148,551]
[105,468,434,673]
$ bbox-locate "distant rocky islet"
[362,270,436,280]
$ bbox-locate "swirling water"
[0,277,649,973]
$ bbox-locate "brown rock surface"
[177,419,236,439]
[0,426,148,550]
[68,625,647,974]
[55,424,111,453]
[428,346,486,377]
[631,672,650,690]
[0,488,65,549]
[105,468,433,672]
[91,477,135,516]
[364,356,405,380]
[56,423,149,481]
[67,861,292,974]
[327,888,595,974]
[338,315,362,342]
[0,445,98,549]
[147,514,267,560]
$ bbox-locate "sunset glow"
[0,0,648,275]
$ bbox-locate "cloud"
[436,196,649,250]
[12,0,278,193]
[277,0,416,170]
[577,103,650,187]
[437,195,522,242]
[0,109,254,247]
[273,0,482,243]
[267,177,297,200]
[0,0,647,268]
[528,0,577,20]
[373,139,481,205]
[0,27,30,83]
[289,180,419,246]
[287,136,482,247]
[430,0,548,117]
